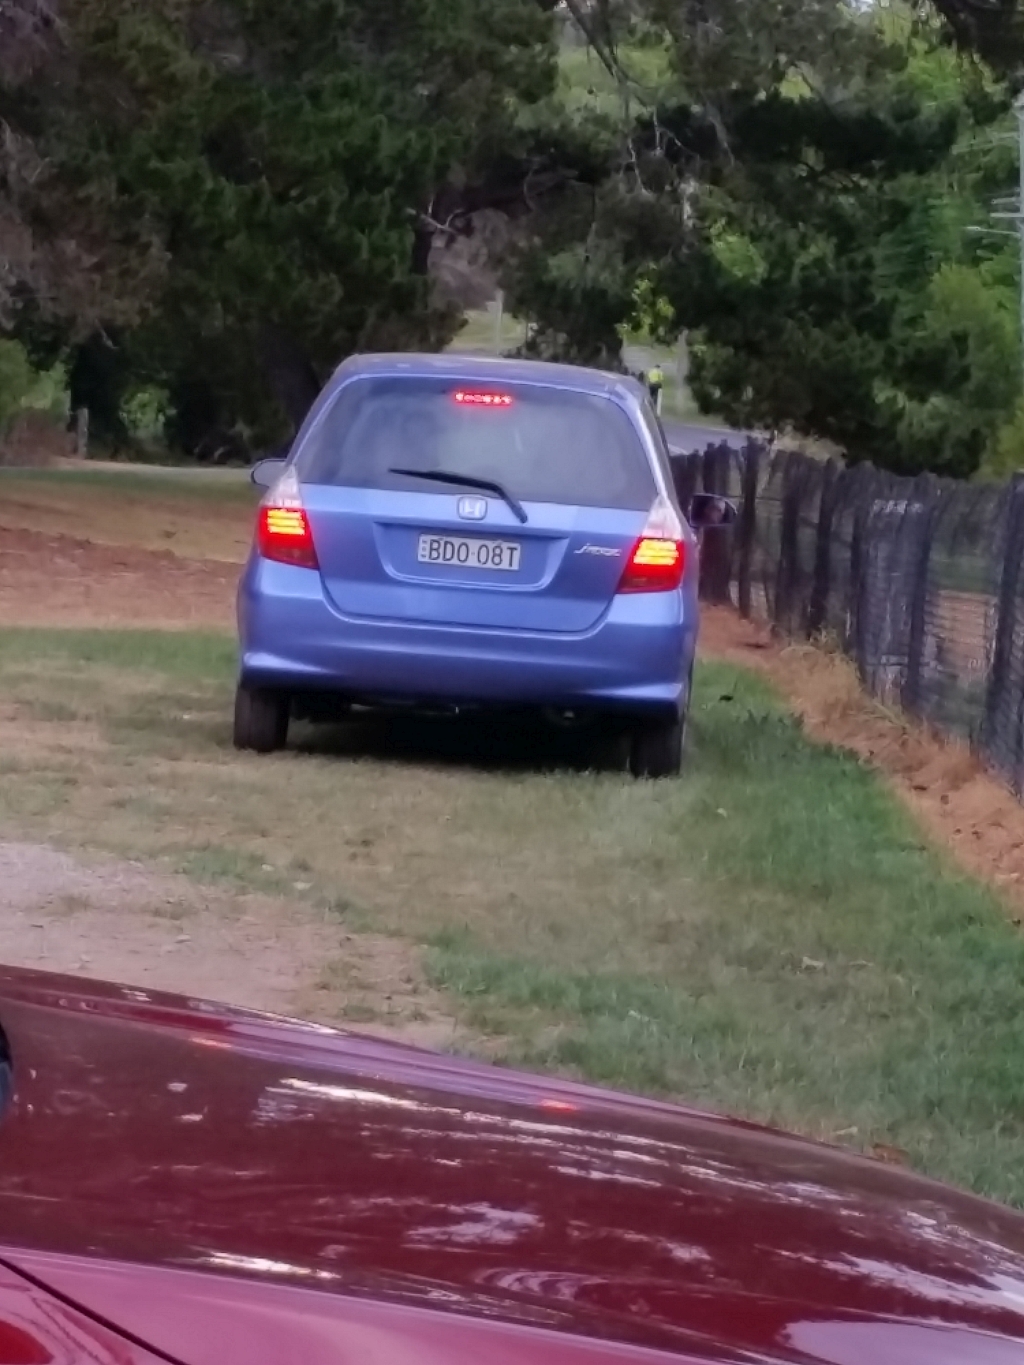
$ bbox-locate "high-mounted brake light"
[257,466,319,569]
[452,390,514,408]
[618,497,687,593]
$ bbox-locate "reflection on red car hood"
[0,967,1021,1364]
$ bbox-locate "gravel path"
[0,840,338,1014]
[0,841,457,1044]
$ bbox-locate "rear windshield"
[297,376,656,510]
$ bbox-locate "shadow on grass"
[292,710,633,777]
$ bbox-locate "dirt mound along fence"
[671,442,1024,796]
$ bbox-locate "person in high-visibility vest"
[647,365,665,414]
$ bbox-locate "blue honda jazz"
[236,354,732,777]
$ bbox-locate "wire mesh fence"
[670,441,1024,796]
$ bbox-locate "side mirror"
[250,457,287,490]
[689,493,738,531]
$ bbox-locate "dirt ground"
[0,839,458,1046]
[0,467,255,562]
[0,527,238,629]
[930,588,992,679]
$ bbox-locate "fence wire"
[671,443,1024,795]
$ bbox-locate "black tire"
[629,660,693,780]
[629,712,686,779]
[588,724,632,774]
[233,684,290,754]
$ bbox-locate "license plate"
[417,534,522,572]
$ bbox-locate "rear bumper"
[238,560,697,718]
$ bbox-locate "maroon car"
[0,965,1021,1363]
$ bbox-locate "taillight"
[618,496,687,593]
[256,467,319,569]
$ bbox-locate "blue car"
[236,354,732,777]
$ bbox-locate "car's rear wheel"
[629,714,685,779]
[233,684,290,754]
[589,723,633,774]
[629,662,692,780]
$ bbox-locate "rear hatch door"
[297,376,656,634]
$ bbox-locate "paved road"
[662,419,751,456]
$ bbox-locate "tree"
[5,0,1021,460]
[5,0,559,448]
[541,0,1024,81]
[0,338,35,433]
[925,0,1024,78]
[673,24,1020,475]
[0,0,167,337]
[505,1,1021,475]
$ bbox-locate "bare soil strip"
[0,526,237,629]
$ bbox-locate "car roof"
[333,352,647,403]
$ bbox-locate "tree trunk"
[257,323,322,433]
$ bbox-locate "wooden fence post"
[983,474,1024,792]
[901,473,941,718]
[735,440,761,620]
[699,443,734,604]
[807,458,841,638]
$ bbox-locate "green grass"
[930,551,992,597]
[3,628,1024,1202]
[447,303,530,356]
[425,681,1024,1199]
[0,627,236,676]
[0,465,254,501]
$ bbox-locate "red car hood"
[0,967,1021,1365]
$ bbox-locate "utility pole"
[494,290,504,355]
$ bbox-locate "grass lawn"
[2,626,1024,1204]
[0,465,253,495]
[447,302,530,356]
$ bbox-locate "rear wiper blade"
[389,467,528,525]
